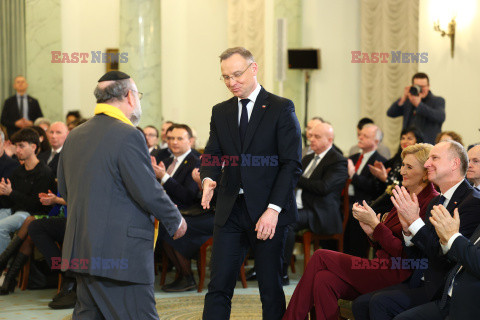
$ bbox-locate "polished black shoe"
[48,291,77,309]
[162,275,196,292]
[52,278,76,302]
[245,268,257,281]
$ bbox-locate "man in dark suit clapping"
[200,47,302,320]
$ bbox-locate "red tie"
[354,153,364,173]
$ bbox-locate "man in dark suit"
[1,76,43,138]
[152,124,200,210]
[387,72,445,144]
[284,122,348,278]
[344,123,387,257]
[38,121,68,177]
[58,71,186,319]
[200,47,302,320]
[390,205,480,319]
[353,140,480,319]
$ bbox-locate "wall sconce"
[434,17,456,58]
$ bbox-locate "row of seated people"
[284,129,480,319]
[2,114,480,319]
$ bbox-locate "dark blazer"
[409,180,480,300]
[387,91,445,144]
[1,95,43,138]
[297,148,348,234]
[161,151,200,209]
[153,147,172,164]
[58,114,182,284]
[349,150,387,203]
[38,149,61,178]
[0,152,19,180]
[200,86,302,227]
[444,225,480,319]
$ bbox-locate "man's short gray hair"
[219,47,255,63]
[363,123,383,142]
[34,117,51,127]
[444,140,468,176]
[94,79,132,103]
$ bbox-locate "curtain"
[360,0,419,153]
[0,0,26,106]
[227,0,265,84]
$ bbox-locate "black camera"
[409,85,422,96]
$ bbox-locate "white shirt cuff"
[408,218,425,236]
[268,204,282,213]
[403,231,414,247]
[201,177,213,186]
[441,233,462,254]
[161,173,171,185]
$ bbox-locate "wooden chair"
[196,237,248,292]
[159,236,248,292]
[297,180,351,271]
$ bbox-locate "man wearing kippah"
[58,71,186,319]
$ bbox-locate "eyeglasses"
[220,63,252,82]
[126,90,143,100]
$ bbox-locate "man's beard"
[130,103,142,126]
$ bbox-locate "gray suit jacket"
[58,114,181,284]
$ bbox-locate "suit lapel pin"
[262,105,266,109]
[184,160,187,165]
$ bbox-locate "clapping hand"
[391,185,420,235]
[368,161,390,182]
[430,206,460,245]
[39,190,58,206]
[0,178,12,196]
[151,156,166,179]
[353,201,381,238]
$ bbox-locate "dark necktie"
[438,195,446,206]
[239,99,250,147]
[19,96,24,117]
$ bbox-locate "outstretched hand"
[201,179,217,209]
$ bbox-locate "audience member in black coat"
[344,124,387,257]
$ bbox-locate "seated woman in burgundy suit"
[283,143,439,320]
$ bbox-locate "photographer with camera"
[387,72,445,144]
